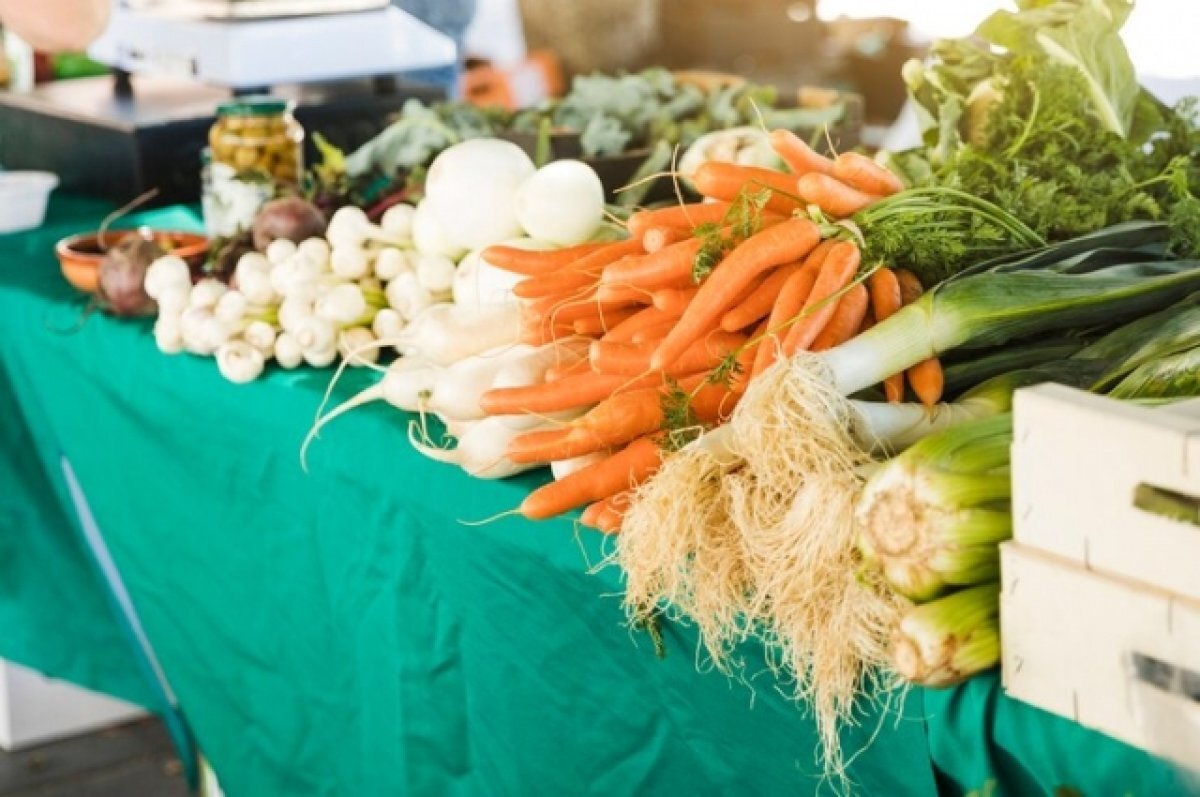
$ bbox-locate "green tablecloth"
[0,196,1192,796]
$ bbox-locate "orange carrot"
[590,494,629,534]
[513,239,644,299]
[811,282,869,351]
[752,262,821,377]
[892,269,943,406]
[692,162,804,216]
[626,201,733,239]
[520,322,577,346]
[781,240,862,355]
[573,306,642,337]
[594,329,746,377]
[643,225,690,253]
[731,319,771,394]
[832,152,905,197]
[630,319,678,345]
[600,236,704,292]
[720,261,799,331]
[867,267,905,402]
[520,437,663,520]
[580,499,608,528]
[769,128,835,176]
[652,286,699,317]
[538,296,638,327]
[545,358,591,382]
[508,379,734,464]
[602,306,674,343]
[650,217,821,371]
[908,359,945,407]
[508,389,667,463]
[797,172,882,218]
[481,371,668,415]
[481,242,607,277]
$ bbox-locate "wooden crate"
[1011,384,1200,602]
[1001,543,1200,769]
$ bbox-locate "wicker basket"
[517,0,662,76]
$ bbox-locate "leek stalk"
[890,583,1001,688]
[824,262,1200,397]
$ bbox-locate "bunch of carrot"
[475,129,940,533]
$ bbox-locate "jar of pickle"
[208,96,303,185]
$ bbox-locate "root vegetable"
[338,326,379,366]
[216,340,266,383]
[514,160,605,245]
[98,234,163,317]
[274,332,303,369]
[144,255,191,300]
[252,197,327,251]
[386,272,434,321]
[153,316,184,354]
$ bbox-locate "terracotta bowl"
[55,228,209,294]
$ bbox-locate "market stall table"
[0,197,1192,796]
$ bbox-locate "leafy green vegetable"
[977,0,1139,138]
[894,0,1200,263]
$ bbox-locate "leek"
[857,415,1013,601]
[890,583,1001,688]
[941,336,1088,398]
[826,261,1200,398]
[1109,348,1200,400]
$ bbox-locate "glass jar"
[208,96,304,185]
[201,148,273,239]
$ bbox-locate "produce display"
[317,68,849,213]
[46,0,1200,783]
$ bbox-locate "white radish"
[264,238,297,265]
[238,267,278,305]
[453,238,550,311]
[296,237,332,267]
[304,345,338,368]
[153,315,184,354]
[411,199,466,260]
[278,295,313,333]
[236,251,271,277]
[386,272,434,321]
[338,326,379,366]
[144,255,191,299]
[315,283,368,325]
[372,308,406,340]
[394,303,520,365]
[380,203,416,240]
[216,340,265,384]
[409,415,543,479]
[156,284,191,317]
[551,451,608,480]
[275,332,303,369]
[243,320,277,355]
[214,290,249,325]
[189,278,227,310]
[198,316,235,351]
[373,247,413,281]
[418,346,537,421]
[514,160,605,245]
[414,253,456,294]
[423,139,535,251]
[180,307,212,354]
[292,316,337,354]
[330,245,372,280]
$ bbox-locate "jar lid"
[216,95,289,117]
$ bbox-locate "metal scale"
[0,0,457,203]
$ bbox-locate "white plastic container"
[0,171,59,234]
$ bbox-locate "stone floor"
[0,718,189,797]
